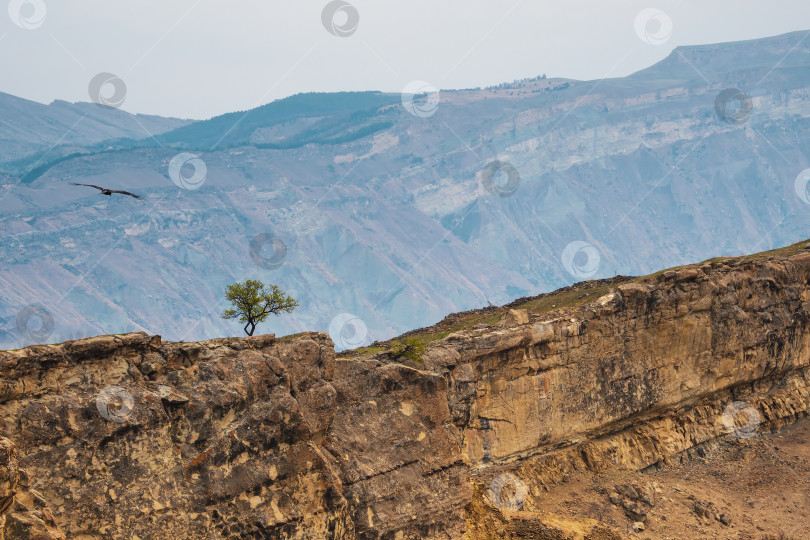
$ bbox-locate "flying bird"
[70,183,142,199]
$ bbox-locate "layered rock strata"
[1,250,810,538]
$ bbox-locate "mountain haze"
[0,91,191,166]
[1,30,810,349]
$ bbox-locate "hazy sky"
[1,0,809,119]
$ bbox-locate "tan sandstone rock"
[3,248,810,538]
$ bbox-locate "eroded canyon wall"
[2,248,810,538]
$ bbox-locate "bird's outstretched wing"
[70,183,104,191]
[110,190,142,199]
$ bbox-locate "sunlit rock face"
[0,332,470,538]
[2,246,810,538]
[3,31,810,349]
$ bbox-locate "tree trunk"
[244,321,256,336]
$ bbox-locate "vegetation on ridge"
[221,280,298,336]
[339,238,810,360]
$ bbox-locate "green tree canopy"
[221,280,298,336]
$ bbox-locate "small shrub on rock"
[389,338,425,363]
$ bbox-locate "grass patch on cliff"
[718,237,809,261]
[340,310,504,360]
[338,277,628,359]
[389,337,425,363]
[344,345,386,357]
[410,312,502,344]
[636,238,810,283]
[336,238,810,360]
[513,282,617,315]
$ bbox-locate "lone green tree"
[221,280,298,336]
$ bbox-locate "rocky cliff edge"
[3,243,810,538]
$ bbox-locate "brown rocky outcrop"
[2,249,810,538]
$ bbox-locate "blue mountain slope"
[1,30,810,349]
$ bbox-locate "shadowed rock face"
[1,248,810,538]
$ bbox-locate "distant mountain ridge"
[1,29,810,349]
[0,91,191,166]
[153,91,402,150]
